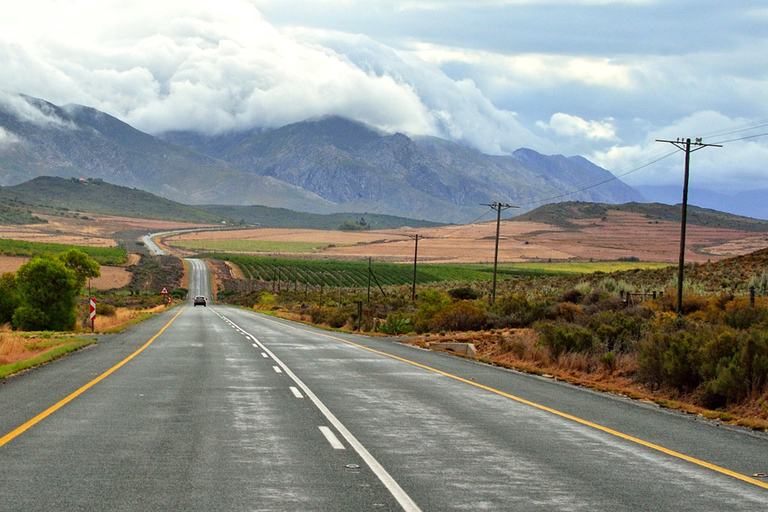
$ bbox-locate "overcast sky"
[1,0,767,194]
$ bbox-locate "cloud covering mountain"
[0,0,766,200]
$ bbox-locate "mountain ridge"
[1,93,643,223]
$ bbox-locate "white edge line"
[319,426,345,450]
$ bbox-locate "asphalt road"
[1,259,767,510]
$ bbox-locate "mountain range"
[0,93,643,223]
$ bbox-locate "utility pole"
[656,137,721,314]
[367,257,372,303]
[481,202,519,304]
[411,234,419,301]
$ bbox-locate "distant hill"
[0,176,443,230]
[0,177,231,224]
[199,204,443,230]
[514,201,768,232]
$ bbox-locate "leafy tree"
[13,256,79,331]
[58,249,101,290]
[0,272,20,324]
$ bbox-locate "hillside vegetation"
[0,238,127,265]
[0,177,230,224]
[200,205,443,230]
[514,201,768,232]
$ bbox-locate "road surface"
[1,258,767,510]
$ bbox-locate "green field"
[492,261,672,276]
[173,240,334,253]
[207,253,495,287]
[0,239,128,265]
[207,254,664,288]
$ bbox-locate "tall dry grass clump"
[0,333,28,365]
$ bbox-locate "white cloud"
[0,126,20,146]
[1,0,767,201]
[537,113,618,141]
[591,111,768,192]
[0,91,76,129]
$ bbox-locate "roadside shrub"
[724,299,768,330]
[326,307,350,329]
[412,289,451,333]
[587,310,648,353]
[379,314,412,335]
[552,302,583,322]
[491,294,551,328]
[560,288,583,304]
[309,305,327,324]
[535,321,593,358]
[638,327,706,393]
[599,351,616,372]
[171,287,188,299]
[96,303,116,317]
[430,301,488,332]
[448,286,481,301]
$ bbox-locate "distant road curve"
[142,227,236,256]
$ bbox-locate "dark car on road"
[193,296,207,307]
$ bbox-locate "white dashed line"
[273,366,283,374]
[290,387,303,398]
[262,353,269,358]
[319,426,345,450]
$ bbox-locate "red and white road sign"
[89,298,96,320]
[160,286,169,295]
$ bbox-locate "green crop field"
[492,261,672,276]
[0,239,128,266]
[208,253,668,288]
[206,253,496,287]
[172,240,333,253]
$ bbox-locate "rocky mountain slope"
[164,116,643,223]
[1,94,642,223]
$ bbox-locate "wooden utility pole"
[481,202,519,305]
[411,234,419,301]
[656,138,721,314]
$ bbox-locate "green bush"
[13,256,79,331]
[491,294,550,328]
[171,287,188,299]
[535,321,594,358]
[448,287,481,301]
[0,272,20,324]
[724,302,768,330]
[430,301,488,332]
[379,315,412,335]
[327,308,351,329]
[412,290,451,333]
[96,302,116,317]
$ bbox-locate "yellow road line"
[0,307,186,449]
[265,316,768,491]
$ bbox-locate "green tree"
[13,256,79,331]
[0,272,20,324]
[58,249,101,290]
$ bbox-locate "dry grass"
[0,334,28,365]
[90,305,167,332]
